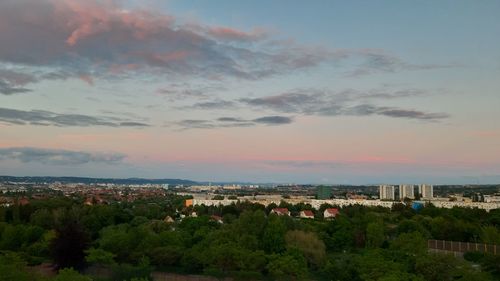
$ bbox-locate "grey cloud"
[0,147,125,165]
[157,83,226,102]
[377,109,450,120]
[217,117,246,122]
[0,80,32,95]
[118,122,150,127]
[0,107,150,127]
[239,89,449,121]
[0,69,37,95]
[157,88,210,101]
[175,119,218,129]
[343,104,449,120]
[175,115,293,129]
[240,91,337,115]
[188,100,236,110]
[253,116,293,124]
[346,51,459,77]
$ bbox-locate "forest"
[0,194,499,281]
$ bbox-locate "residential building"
[316,185,332,199]
[399,184,415,200]
[299,210,315,219]
[164,216,174,223]
[324,208,339,219]
[379,185,395,200]
[270,208,290,216]
[419,184,434,199]
[210,215,223,224]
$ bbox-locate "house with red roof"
[299,210,315,219]
[210,215,224,224]
[270,208,290,216]
[324,208,339,219]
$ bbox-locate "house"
[84,196,105,206]
[210,215,223,224]
[84,197,94,206]
[299,210,315,219]
[18,197,30,206]
[324,208,339,219]
[190,211,198,217]
[164,216,175,223]
[270,208,290,216]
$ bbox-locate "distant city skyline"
[1,0,500,184]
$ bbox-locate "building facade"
[316,185,332,199]
[419,184,434,199]
[399,184,415,200]
[379,185,395,200]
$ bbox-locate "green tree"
[0,253,33,281]
[366,222,384,248]
[30,209,54,229]
[390,231,427,256]
[85,248,117,266]
[53,268,92,281]
[285,230,326,267]
[262,215,286,254]
[480,226,500,245]
[415,253,458,281]
[356,249,417,281]
[267,251,308,281]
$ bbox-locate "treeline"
[0,195,499,280]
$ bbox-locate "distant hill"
[0,176,198,186]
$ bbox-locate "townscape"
[0,177,499,280]
[1,0,500,280]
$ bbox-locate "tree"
[415,253,458,281]
[85,248,117,266]
[356,249,415,281]
[0,253,33,281]
[480,226,500,245]
[390,231,427,256]
[322,254,361,281]
[234,210,267,237]
[366,222,384,248]
[285,230,326,267]
[149,246,183,267]
[0,207,6,222]
[53,268,92,281]
[262,216,286,254]
[30,209,54,229]
[51,220,90,269]
[266,251,308,281]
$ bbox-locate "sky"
[0,0,500,184]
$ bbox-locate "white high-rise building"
[379,185,395,200]
[419,184,434,199]
[399,185,415,200]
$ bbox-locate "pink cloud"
[147,50,192,64]
[206,26,268,42]
[0,0,335,83]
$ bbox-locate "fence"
[428,239,498,257]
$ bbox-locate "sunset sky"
[1,0,499,184]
